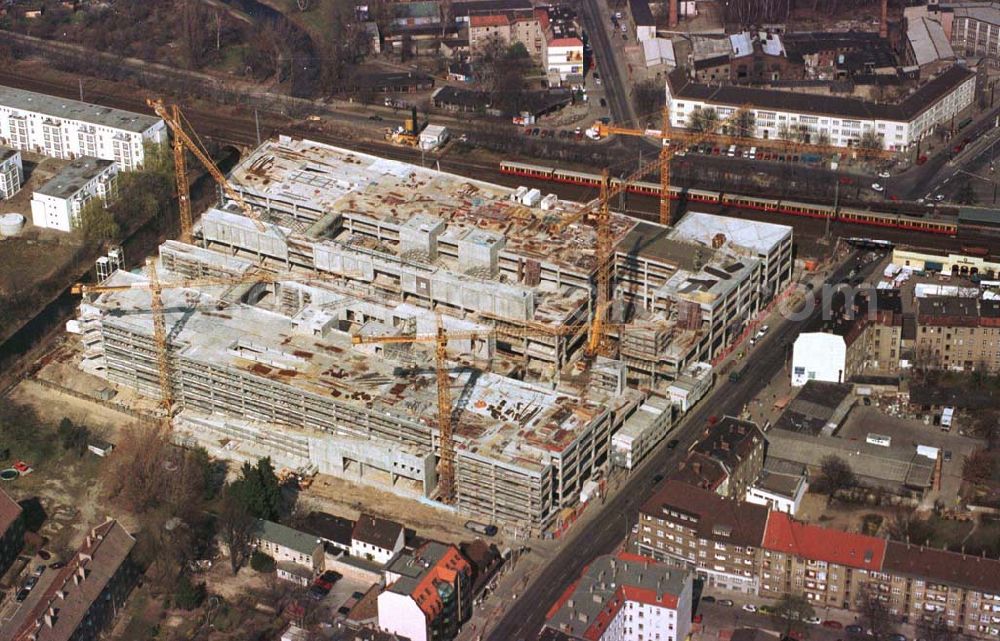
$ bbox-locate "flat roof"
[0,84,161,133]
[34,157,114,200]
[670,211,791,256]
[667,64,975,122]
[0,147,17,163]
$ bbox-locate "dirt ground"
[297,473,474,546]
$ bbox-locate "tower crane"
[351,318,669,504]
[595,105,896,224]
[147,98,269,242]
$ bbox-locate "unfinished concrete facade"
[73,137,791,534]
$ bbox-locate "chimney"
[669,0,678,28]
[880,0,888,38]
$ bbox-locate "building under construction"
[72,136,792,534]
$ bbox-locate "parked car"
[944,450,952,462]
[822,620,844,630]
[839,176,854,185]
[806,616,822,625]
[600,98,607,107]
[368,115,383,121]
[871,182,884,192]
[917,155,928,165]
[15,588,29,602]
[24,576,38,590]
[846,624,864,635]
[742,604,758,613]
[652,473,665,484]
[701,596,716,603]
[531,128,540,136]
[667,439,680,449]
[308,585,329,600]
[934,193,945,201]
[888,635,907,641]
[878,170,891,178]
[693,614,704,623]
[718,599,734,607]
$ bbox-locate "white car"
[878,170,891,178]
[871,182,884,192]
[742,604,758,613]
[934,193,946,201]
[806,617,822,625]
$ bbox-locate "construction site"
[69,131,794,535]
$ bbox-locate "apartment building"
[0,147,22,200]
[690,417,766,499]
[379,541,473,641]
[1,520,138,641]
[30,157,119,232]
[665,65,976,151]
[543,552,694,641]
[636,480,1000,639]
[352,514,405,565]
[0,489,24,578]
[0,86,165,170]
[915,295,1000,371]
[759,511,887,608]
[637,480,769,594]
[468,8,548,60]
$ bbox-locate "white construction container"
[520,188,542,207]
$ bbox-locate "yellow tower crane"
[350,318,668,503]
[146,98,269,242]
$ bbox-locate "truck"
[464,520,498,536]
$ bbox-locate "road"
[486,248,885,641]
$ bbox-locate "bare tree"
[857,583,896,641]
[771,594,815,639]
[816,455,857,499]
[296,0,312,9]
[687,107,719,133]
[219,485,256,576]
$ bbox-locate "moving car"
[742,604,758,613]
[871,182,884,192]
[667,439,680,449]
[878,170,891,178]
[822,620,844,630]
[846,624,864,635]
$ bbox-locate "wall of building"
[29,162,118,232]
[792,333,848,386]
[0,106,164,170]
[378,591,429,641]
[0,151,23,200]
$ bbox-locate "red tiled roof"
[548,37,583,47]
[0,489,21,535]
[762,512,886,570]
[534,7,550,30]
[470,13,509,27]
[410,544,471,619]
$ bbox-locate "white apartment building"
[547,37,584,82]
[543,552,693,641]
[0,148,22,200]
[30,157,119,232]
[665,65,976,151]
[0,85,166,170]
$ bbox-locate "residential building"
[0,147,22,199]
[30,157,119,232]
[467,9,548,60]
[634,480,1000,640]
[298,511,354,554]
[546,37,584,82]
[0,520,138,641]
[915,295,1000,371]
[542,552,694,641]
[353,514,405,565]
[759,511,887,607]
[665,65,977,151]
[637,480,769,594]
[690,417,766,499]
[667,451,731,494]
[379,541,473,641]
[0,85,165,170]
[0,489,24,578]
[252,519,323,574]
